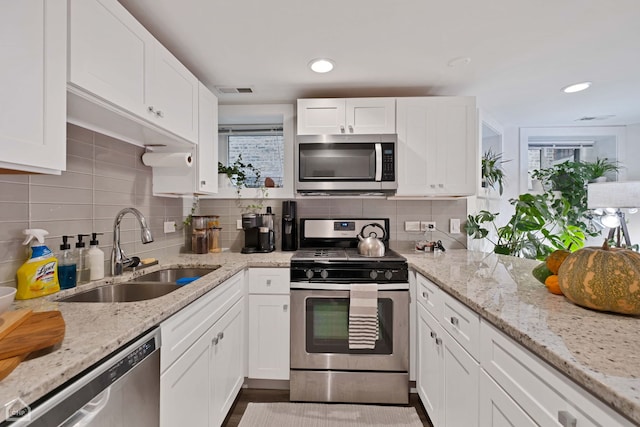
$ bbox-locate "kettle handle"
[359,222,387,241]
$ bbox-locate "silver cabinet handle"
[212,337,219,345]
[430,331,437,339]
[201,180,206,186]
[430,184,436,188]
[451,317,459,326]
[558,411,577,427]
[348,124,354,133]
[217,332,224,341]
[155,110,164,118]
[266,279,271,286]
[147,105,155,113]
[422,291,428,299]
[340,125,345,133]
[435,337,442,345]
[283,304,288,312]
[439,183,444,188]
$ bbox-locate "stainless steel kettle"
[357,223,387,257]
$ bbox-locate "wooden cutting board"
[0,309,32,340]
[0,353,28,381]
[0,311,65,360]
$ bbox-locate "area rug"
[238,402,423,426]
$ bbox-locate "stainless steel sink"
[58,283,182,303]
[58,266,220,303]
[130,267,219,283]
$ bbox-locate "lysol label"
[36,261,56,283]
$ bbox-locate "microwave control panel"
[381,143,395,181]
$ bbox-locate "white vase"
[218,173,233,189]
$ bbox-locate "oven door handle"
[374,143,382,181]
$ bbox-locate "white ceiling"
[118,0,640,128]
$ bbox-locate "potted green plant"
[585,157,619,182]
[466,192,586,259]
[481,149,509,195]
[218,154,261,195]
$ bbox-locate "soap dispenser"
[87,232,105,281]
[58,235,77,289]
[75,234,90,285]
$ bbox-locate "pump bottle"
[75,234,90,285]
[87,232,105,281]
[57,235,77,289]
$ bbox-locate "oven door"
[290,288,409,372]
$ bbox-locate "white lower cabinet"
[416,273,479,427]
[160,271,245,427]
[247,268,290,380]
[479,370,537,427]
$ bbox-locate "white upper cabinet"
[396,97,477,196]
[297,98,396,135]
[68,0,198,146]
[0,0,66,174]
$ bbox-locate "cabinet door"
[297,99,346,135]
[441,332,479,427]
[160,329,211,427]
[0,0,66,173]
[396,97,477,196]
[196,83,218,193]
[479,370,537,427]
[248,294,290,380]
[417,304,443,427]
[149,41,199,143]
[346,98,396,134]
[211,299,245,427]
[68,0,151,120]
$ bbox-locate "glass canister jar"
[190,216,209,254]
[208,227,222,253]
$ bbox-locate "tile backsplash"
[0,124,185,287]
[196,197,468,252]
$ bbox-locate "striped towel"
[348,283,379,350]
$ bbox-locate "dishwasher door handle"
[60,388,111,427]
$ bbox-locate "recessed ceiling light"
[447,57,471,67]
[309,58,334,73]
[562,81,592,93]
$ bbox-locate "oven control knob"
[305,269,314,279]
[369,270,378,280]
[320,269,329,279]
[384,270,394,280]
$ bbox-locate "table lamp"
[587,181,640,247]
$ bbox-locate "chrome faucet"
[111,207,154,276]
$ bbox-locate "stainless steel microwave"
[295,134,397,193]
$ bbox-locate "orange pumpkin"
[558,241,640,315]
[544,275,563,295]
[546,249,570,274]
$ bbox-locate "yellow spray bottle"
[16,229,60,299]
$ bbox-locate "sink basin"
[130,267,219,283]
[58,283,182,303]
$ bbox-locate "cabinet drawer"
[161,271,244,372]
[440,292,480,360]
[248,268,290,294]
[480,322,634,427]
[416,273,442,319]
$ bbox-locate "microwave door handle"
[375,143,382,181]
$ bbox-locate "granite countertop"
[0,250,638,424]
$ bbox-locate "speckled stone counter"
[404,249,640,425]
[1,250,639,424]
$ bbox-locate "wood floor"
[222,389,434,427]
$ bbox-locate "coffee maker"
[281,200,297,251]
[241,208,275,254]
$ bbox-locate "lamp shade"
[587,181,640,209]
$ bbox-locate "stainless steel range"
[289,218,409,404]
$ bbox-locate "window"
[224,132,285,188]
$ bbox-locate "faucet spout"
[111,207,154,276]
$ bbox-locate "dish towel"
[348,283,379,350]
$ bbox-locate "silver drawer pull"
[155,110,164,118]
[340,125,345,133]
[348,125,354,133]
[147,105,155,113]
[435,337,442,345]
[217,332,224,340]
[451,317,459,326]
[422,291,428,299]
[212,337,219,345]
[283,304,288,312]
[266,279,271,286]
[558,411,577,427]
[430,331,437,339]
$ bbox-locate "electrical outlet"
[450,218,461,234]
[236,219,243,230]
[404,221,421,232]
[421,221,436,231]
[163,221,176,233]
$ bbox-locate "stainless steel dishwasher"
[8,328,160,427]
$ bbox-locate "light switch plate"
[163,221,176,233]
[405,221,421,232]
[236,219,243,230]
[450,218,461,234]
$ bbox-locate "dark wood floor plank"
[222,389,433,427]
